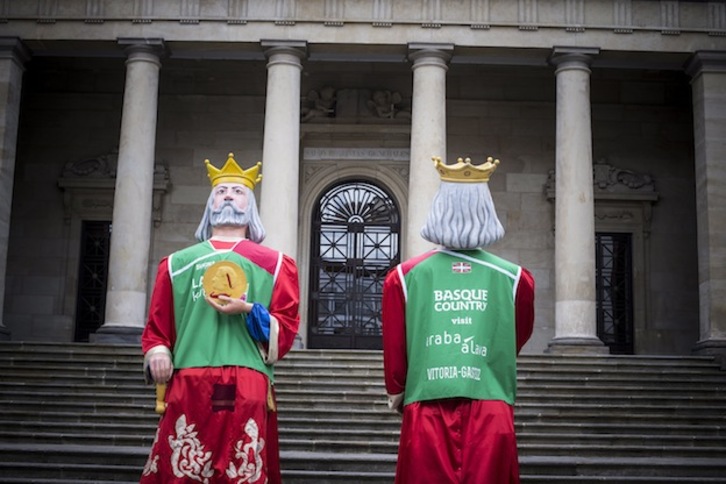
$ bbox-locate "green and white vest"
[401,249,521,405]
[168,241,275,380]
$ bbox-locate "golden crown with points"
[433,155,500,183]
[205,153,262,190]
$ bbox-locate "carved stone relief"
[57,150,170,227]
[300,87,411,122]
[545,160,658,201]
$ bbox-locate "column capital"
[117,38,166,58]
[261,40,308,60]
[685,51,726,78]
[407,43,454,64]
[549,46,600,69]
[0,37,31,66]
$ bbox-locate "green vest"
[168,241,275,380]
[403,249,521,405]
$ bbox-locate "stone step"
[521,478,726,484]
[0,342,707,360]
[0,420,158,436]
[3,365,725,393]
[283,392,726,409]
[279,469,395,484]
[517,359,725,371]
[279,371,726,385]
[516,443,726,458]
[0,390,154,406]
[2,353,719,371]
[276,378,726,395]
[1,342,724,483]
[0,399,155,415]
[1,399,722,431]
[516,422,726,438]
[3,367,146,388]
[281,473,726,484]
[0,479,136,484]
[4,372,725,399]
[514,401,726,417]
[0,409,159,426]
[3,419,725,448]
[519,456,726,478]
[280,440,726,459]
[2,415,723,448]
[0,430,156,447]
[1,343,721,369]
[2,447,725,482]
[2,381,725,411]
[3,428,724,459]
[0,462,140,482]
[5,381,720,402]
[0,473,723,484]
[0,443,145,470]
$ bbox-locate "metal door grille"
[596,232,634,354]
[74,221,111,342]
[308,181,400,349]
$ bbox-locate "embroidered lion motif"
[169,414,214,483]
[226,418,266,483]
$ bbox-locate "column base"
[692,339,726,369]
[90,325,142,345]
[546,336,610,355]
[0,325,10,341]
[292,333,305,350]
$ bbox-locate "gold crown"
[205,153,262,190]
[433,156,500,183]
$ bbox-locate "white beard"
[210,202,250,228]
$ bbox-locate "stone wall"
[5,51,700,354]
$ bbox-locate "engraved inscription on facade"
[304,148,410,161]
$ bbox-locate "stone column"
[547,47,607,354]
[405,43,453,260]
[0,38,30,340]
[94,39,164,343]
[259,40,306,259]
[686,51,726,365]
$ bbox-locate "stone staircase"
[0,341,725,483]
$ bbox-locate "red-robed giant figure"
[140,153,300,484]
[382,156,535,484]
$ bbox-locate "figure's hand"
[149,352,173,384]
[206,294,253,315]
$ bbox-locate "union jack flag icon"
[452,262,471,273]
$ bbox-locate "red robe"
[140,239,300,484]
[382,250,535,484]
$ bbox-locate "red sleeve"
[382,267,407,397]
[515,268,535,355]
[269,254,300,359]
[141,258,176,355]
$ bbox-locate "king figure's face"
[210,183,251,228]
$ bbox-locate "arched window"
[308,180,400,349]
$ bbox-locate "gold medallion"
[202,261,248,305]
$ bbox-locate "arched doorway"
[307,180,401,349]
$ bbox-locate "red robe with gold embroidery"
[140,239,299,484]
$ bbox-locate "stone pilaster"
[259,40,306,260]
[547,46,608,354]
[686,51,726,365]
[94,39,165,344]
[405,43,453,260]
[0,38,29,341]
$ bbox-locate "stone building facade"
[0,0,724,358]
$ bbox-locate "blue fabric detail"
[246,302,271,343]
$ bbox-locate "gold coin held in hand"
[202,261,248,305]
